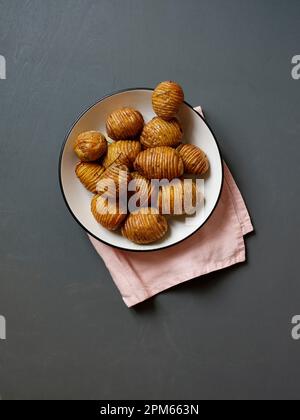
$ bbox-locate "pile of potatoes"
[73,81,210,245]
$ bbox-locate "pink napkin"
[89,107,253,307]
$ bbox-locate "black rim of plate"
[58,87,224,253]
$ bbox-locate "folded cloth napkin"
[89,107,253,307]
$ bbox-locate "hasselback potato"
[74,131,107,162]
[91,194,127,231]
[75,162,105,193]
[177,144,209,175]
[152,81,184,120]
[140,117,183,149]
[106,108,144,140]
[121,208,168,244]
[134,146,184,181]
[103,140,141,169]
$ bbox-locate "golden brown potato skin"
[96,164,131,198]
[134,146,184,181]
[106,108,144,140]
[140,117,183,149]
[74,131,107,161]
[158,179,200,215]
[75,162,105,193]
[152,81,184,120]
[121,208,168,244]
[91,195,127,231]
[177,144,210,175]
[103,140,141,169]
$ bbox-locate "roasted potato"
[121,208,168,244]
[75,162,105,193]
[134,146,184,181]
[91,194,127,231]
[74,131,107,161]
[177,144,209,175]
[140,117,183,149]
[106,108,144,140]
[152,81,184,120]
[103,140,141,169]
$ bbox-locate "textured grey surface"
[0,0,299,400]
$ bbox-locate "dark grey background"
[0,0,299,400]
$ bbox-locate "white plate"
[59,88,223,252]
